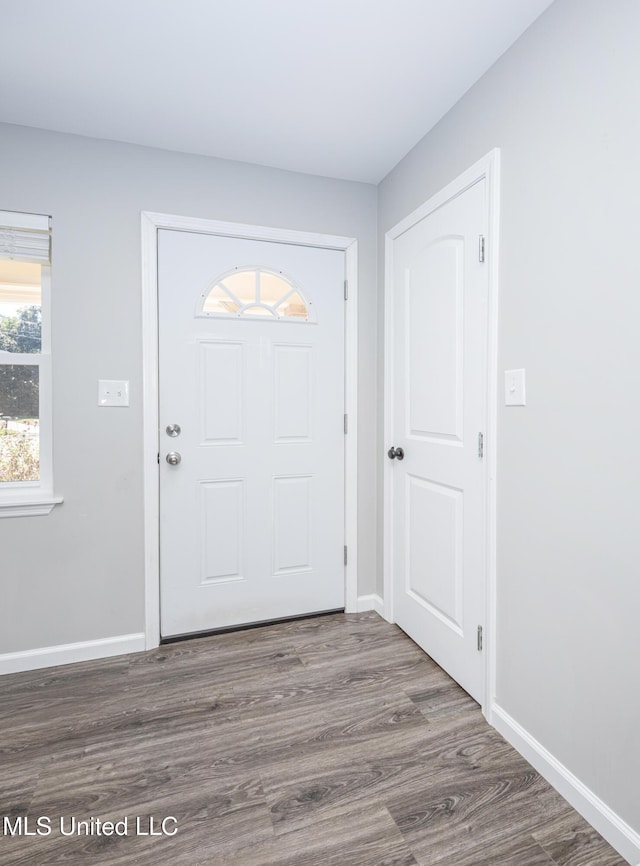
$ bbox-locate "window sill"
[0,495,63,519]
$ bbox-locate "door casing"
[142,213,359,650]
[383,149,500,719]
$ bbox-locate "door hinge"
[344,413,348,434]
[479,235,485,263]
[344,545,348,566]
[477,625,483,651]
[344,279,348,300]
[477,432,484,459]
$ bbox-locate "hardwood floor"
[0,613,627,865]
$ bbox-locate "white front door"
[388,178,488,702]
[158,230,345,637]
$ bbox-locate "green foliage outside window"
[0,305,41,481]
[0,304,42,353]
[0,305,41,418]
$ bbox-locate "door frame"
[383,149,500,716]
[141,212,359,649]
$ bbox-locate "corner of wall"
[491,703,640,866]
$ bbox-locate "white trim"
[0,633,146,676]
[356,593,384,616]
[382,149,500,712]
[382,215,395,625]
[0,495,62,518]
[38,265,55,495]
[484,149,501,720]
[141,214,160,649]
[142,213,359,645]
[344,239,358,613]
[493,704,640,866]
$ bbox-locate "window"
[199,267,314,321]
[0,210,60,516]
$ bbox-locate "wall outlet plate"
[98,379,130,407]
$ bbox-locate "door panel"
[158,231,345,637]
[200,480,243,582]
[408,237,463,440]
[273,344,312,440]
[406,475,463,631]
[390,179,487,703]
[200,341,243,442]
[273,475,313,574]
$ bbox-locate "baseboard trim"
[0,633,146,676]
[492,703,640,866]
[356,593,385,616]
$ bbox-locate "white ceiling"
[1,0,555,184]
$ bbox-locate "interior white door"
[389,178,488,702]
[158,230,345,637]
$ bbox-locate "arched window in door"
[198,267,314,321]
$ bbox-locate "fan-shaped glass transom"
[199,268,313,321]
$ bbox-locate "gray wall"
[378,0,640,835]
[0,124,377,652]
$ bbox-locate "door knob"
[166,451,182,466]
[387,446,404,461]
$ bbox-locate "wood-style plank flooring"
[0,612,627,865]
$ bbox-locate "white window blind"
[0,210,51,263]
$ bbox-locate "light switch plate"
[505,369,526,406]
[98,379,130,407]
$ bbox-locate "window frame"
[0,223,61,517]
